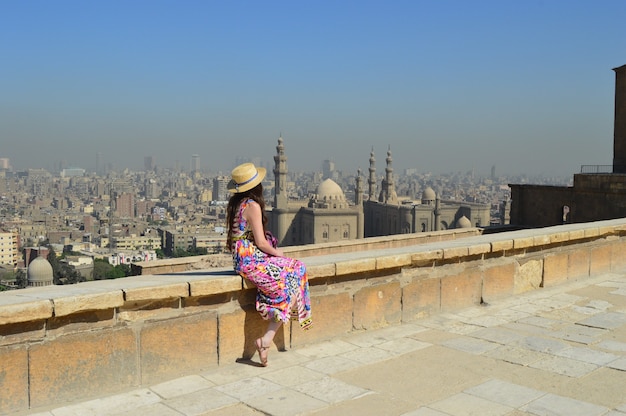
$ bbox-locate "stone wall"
[2,219,626,414]
[509,174,626,227]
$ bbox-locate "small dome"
[316,179,345,201]
[422,187,436,201]
[28,256,54,286]
[457,215,472,228]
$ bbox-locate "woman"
[226,163,312,366]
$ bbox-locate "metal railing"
[580,165,616,174]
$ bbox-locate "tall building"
[212,176,229,202]
[191,154,200,173]
[113,192,135,218]
[0,158,11,170]
[144,156,155,172]
[322,159,335,180]
[0,230,18,266]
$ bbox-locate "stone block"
[513,236,534,250]
[218,308,256,364]
[442,246,469,259]
[491,239,513,252]
[48,309,116,337]
[291,291,353,348]
[189,276,242,297]
[440,268,482,311]
[353,281,401,330]
[0,320,45,347]
[124,282,189,302]
[140,312,218,385]
[0,346,28,414]
[118,299,182,323]
[29,328,137,408]
[482,261,515,301]
[411,249,443,264]
[533,234,551,246]
[590,244,612,276]
[307,263,336,280]
[376,253,412,270]
[548,231,569,244]
[53,291,124,317]
[584,227,600,238]
[568,229,585,240]
[468,243,491,256]
[610,239,626,270]
[402,276,440,321]
[597,224,616,236]
[335,258,376,276]
[0,297,52,325]
[568,247,590,280]
[543,252,568,287]
[515,259,543,294]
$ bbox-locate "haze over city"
[2,0,625,177]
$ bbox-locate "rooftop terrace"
[2,219,626,414]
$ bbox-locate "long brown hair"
[226,183,266,251]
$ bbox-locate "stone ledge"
[2,218,626,326]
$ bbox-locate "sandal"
[255,338,270,367]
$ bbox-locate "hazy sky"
[1,1,625,177]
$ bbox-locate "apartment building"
[0,231,18,266]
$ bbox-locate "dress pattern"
[231,199,312,330]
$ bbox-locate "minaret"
[613,65,626,173]
[368,148,376,200]
[273,135,288,209]
[355,168,363,205]
[384,145,397,204]
[355,168,364,238]
[434,192,441,231]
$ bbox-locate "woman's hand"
[243,201,283,257]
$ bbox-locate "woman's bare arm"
[243,201,284,257]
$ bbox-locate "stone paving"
[23,272,626,416]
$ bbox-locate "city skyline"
[2,1,625,176]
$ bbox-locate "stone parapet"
[2,219,626,414]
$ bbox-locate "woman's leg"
[256,320,282,366]
[262,320,282,345]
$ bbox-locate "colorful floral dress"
[231,199,312,330]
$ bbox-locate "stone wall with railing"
[2,220,626,414]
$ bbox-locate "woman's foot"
[255,338,270,367]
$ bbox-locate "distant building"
[363,147,490,236]
[144,156,155,172]
[25,248,54,287]
[60,167,85,178]
[113,192,135,218]
[212,176,229,202]
[268,136,363,246]
[268,137,489,246]
[0,230,18,266]
[191,154,200,173]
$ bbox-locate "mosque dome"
[316,179,346,202]
[421,187,436,203]
[27,256,54,287]
[456,215,472,228]
[309,178,348,209]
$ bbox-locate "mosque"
[23,247,54,287]
[267,137,490,246]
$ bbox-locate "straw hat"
[227,163,267,193]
